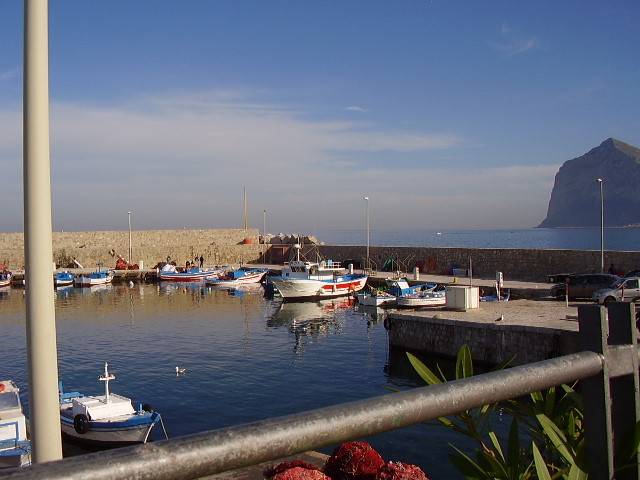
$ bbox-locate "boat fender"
[73,414,90,434]
[383,317,390,330]
[142,403,154,413]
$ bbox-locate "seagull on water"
[175,366,186,376]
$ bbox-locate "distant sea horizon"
[314,227,640,252]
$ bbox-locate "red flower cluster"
[263,442,429,480]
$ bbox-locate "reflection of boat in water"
[77,284,113,295]
[268,298,354,327]
[158,281,206,295]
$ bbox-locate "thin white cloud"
[0,89,473,230]
[345,105,367,113]
[489,24,538,57]
[0,67,19,81]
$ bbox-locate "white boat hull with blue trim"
[74,271,113,287]
[206,269,267,287]
[59,363,164,446]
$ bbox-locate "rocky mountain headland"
[539,138,640,228]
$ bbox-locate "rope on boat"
[159,415,169,440]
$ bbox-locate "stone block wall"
[317,245,640,282]
[387,314,579,366]
[0,228,264,269]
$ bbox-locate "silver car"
[593,277,640,305]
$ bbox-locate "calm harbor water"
[0,283,484,477]
[317,227,640,251]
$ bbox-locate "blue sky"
[1,1,639,233]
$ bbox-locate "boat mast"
[99,362,115,403]
[243,186,248,233]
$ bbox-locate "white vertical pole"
[128,211,132,262]
[597,178,604,273]
[263,209,266,240]
[23,0,63,462]
[364,196,369,270]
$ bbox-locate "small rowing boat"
[0,272,11,288]
[356,289,397,307]
[158,265,223,282]
[54,271,74,287]
[206,268,267,287]
[396,290,446,308]
[74,269,113,287]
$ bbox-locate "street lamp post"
[363,196,369,270]
[596,178,604,273]
[263,209,266,242]
[128,211,132,263]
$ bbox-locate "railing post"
[607,302,640,479]
[578,304,613,479]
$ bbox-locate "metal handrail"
[8,351,605,480]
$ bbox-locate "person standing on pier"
[199,255,204,268]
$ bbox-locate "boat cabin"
[281,260,345,281]
[0,381,28,447]
[70,394,135,421]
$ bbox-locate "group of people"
[165,255,205,272]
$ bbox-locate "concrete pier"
[386,300,580,365]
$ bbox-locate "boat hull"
[74,275,113,287]
[159,269,221,282]
[356,293,396,306]
[0,279,10,288]
[0,448,31,470]
[60,413,157,446]
[272,275,367,300]
[396,296,446,308]
[206,271,266,287]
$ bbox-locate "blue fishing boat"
[74,268,113,287]
[59,363,167,446]
[54,271,74,287]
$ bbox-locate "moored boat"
[159,265,223,282]
[59,363,166,446]
[480,289,510,302]
[356,289,397,307]
[54,271,74,287]
[396,290,446,308]
[0,271,11,288]
[271,260,367,300]
[0,380,31,470]
[206,268,267,287]
[74,269,113,287]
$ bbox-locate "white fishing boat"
[0,380,31,470]
[74,269,114,287]
[59,363,166,446]
[396,290,446,308]
[206,268,267,287]
[271,256,367,300]
[356,289,397,307]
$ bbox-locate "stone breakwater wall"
[317,245,640,282]
[0,228,265,269]
[386,314,578,366]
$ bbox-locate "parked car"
[593,277,640,305]
[550,274,620,299]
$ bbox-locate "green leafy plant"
[407,346,591,479]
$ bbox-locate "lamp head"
[596,178,603,183]
[363,196,369,201]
